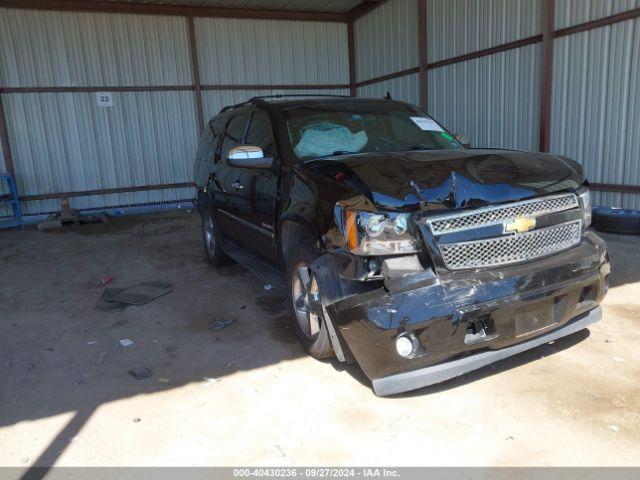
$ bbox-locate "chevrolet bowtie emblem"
[505,217,536,233]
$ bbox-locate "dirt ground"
[0,211,638,467]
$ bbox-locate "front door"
[213,111,251,239]
[229,108,279,260]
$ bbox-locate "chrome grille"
[439,220,582,270]
[426,193,579,235]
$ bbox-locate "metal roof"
[89,0,366,13]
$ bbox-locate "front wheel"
[287,244,334,359]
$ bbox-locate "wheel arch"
[279,217,324,264]
[197,188,213,214]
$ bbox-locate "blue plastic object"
[0,173,23,229]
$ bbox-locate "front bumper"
[372,306,601,396]
[325,232,610,395]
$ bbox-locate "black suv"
[194,95,610,396]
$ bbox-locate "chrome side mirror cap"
[228,145,273,169]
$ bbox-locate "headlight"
[577,186,592,227]
[335,206,420,256]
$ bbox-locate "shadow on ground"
[0,212,633,473]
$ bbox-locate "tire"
[286,243,335,359]
[201,207,231,266]
[592,206,640,235]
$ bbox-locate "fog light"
[395,334,417,358]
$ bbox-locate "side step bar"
[222,238,286,289]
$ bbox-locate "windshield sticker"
[410,117,444,132]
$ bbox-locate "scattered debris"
[609,425,620,432]
[37,218,63,231]
[20,457,29,464]
[605,338,615,343]
[37,200,108,231]
[211,319,234,332]
[95,288,130,313]
[264,284,273,290]
[80,213,108,224]
[201,377,218,388]
[128,367,153,380]
[109,281,173,306]
[97,351,108,365]
[45,347,55,352]
[95,281,174,312]
[612,356,626,363]
[86,341,98,345]
[95,275,113,287]
[274,445,286,458]
[133,417,141,423]
[119,339,134,347]
[506,435,515,441]
[152,339,159,344]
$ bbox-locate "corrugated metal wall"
[427,0,541,62]
[0,8,197,215]
[0,8,348,217]
[354,0,418,81]
[426,0,541,151]
[551,14,640,209]
[2,91,198,214]
[0,10,193,88]
[357,74,420,106]
[354,0,418,102]
[428,43,541,151]
[195,18,348,87]
[194,17,349,121]
[555,0,640,29]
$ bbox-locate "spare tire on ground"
[592,206,640,235]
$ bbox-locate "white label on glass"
[410,116,444,132]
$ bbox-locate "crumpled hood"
[299,149,585,211]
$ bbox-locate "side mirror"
[454,133,471,148]
[228,145,273,169]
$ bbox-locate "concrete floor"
[0,210,639,467]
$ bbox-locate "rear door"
[229,108,279,260]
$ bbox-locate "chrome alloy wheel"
[203,211,216,256]
[291,262,323,340]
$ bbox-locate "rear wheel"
[201,208,231,266]
[287,244,334,359]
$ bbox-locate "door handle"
[231,181,244,190]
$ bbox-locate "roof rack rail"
[218,94,353,113]
[248,94,352,102]
[219,100,253,113]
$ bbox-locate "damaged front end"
[312,191,610,396]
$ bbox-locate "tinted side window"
[246,110,275,157]
[219,113,250,162]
